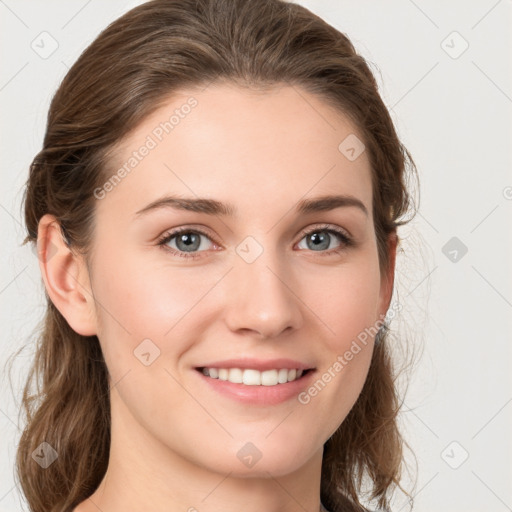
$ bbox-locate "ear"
[377,231,398,319]
[37,214,97,336]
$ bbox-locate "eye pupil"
[308,231,330,251]
[177,232,200,251]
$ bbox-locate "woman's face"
[86,82,394,477]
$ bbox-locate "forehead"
[98,82,373,219]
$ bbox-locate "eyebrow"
[134,194,368,218]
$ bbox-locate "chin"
[201,442,313,478]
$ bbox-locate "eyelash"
[156,223,354,260]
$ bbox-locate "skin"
[38,82,396,512]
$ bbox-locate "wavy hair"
[9,0,419,511]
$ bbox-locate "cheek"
[89,246,224,376]
[298,254,381,415]
[301,285,380,439]
[304,255,382,347]
[92,246,209,333]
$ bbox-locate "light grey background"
[1,1,511,511]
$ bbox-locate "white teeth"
[243,369,261,385]
[229,368,243,383]
[201,367,306,386]
[278,368,288,384]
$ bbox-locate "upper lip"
[195,358,315,371]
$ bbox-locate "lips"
[194,357,315,372]
[194,364,317,405]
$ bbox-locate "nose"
[223,246,304,339]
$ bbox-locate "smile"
[198,367,311,386]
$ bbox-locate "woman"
[16,0,418,511]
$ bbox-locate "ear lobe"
[37,214,97,336]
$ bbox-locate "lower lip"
[194,368,316,405]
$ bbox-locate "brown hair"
[10,0,419,510]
